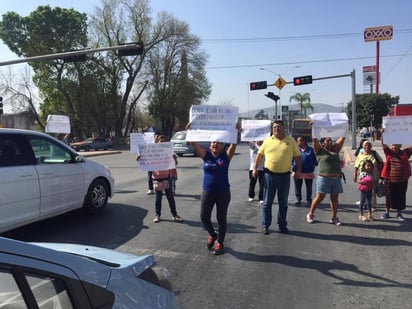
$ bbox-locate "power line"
[201,29,412,43]
[383,45,412,81]
[206,53,412,70]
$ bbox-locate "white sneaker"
[259,200,264,205]
[248,198,254,202]
[147,190,154,195]
[306,213,314,224]
[355,201,361,205]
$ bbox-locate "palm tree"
[289,92,312,118]
[302,102,314,118]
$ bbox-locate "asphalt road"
[4,142,412,309]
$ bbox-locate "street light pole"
[0,42,144,67]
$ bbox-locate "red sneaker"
[207,235,217,250]
[212,242,224,255]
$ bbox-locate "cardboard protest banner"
[240,119,271,141]
[130,132,155,153]
[382,115,412,144]
[186,105,239,143]
[45,115,71,134]
[309,113,348,139]
[137,142,176,172]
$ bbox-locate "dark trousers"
[200,190,231,244]
[248,170,264,200]
[154,179,177,216]
[294,178,313,202]
[147,171,153,190]
[385,180,408,211]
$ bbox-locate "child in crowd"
[247,141,264,203]
[357,159,375,222]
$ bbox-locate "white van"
[0,129,114,233]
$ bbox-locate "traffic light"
[60,48,89,63]
[62,54,88,63]
[0,96,3,115]
[293,75,313,86]
[250,81,267,91]
[265,92,280,102]
[117,42,144,56]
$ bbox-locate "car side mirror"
[74,155,84,163]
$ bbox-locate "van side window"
[0,135,33,167]
[29,137,72,164]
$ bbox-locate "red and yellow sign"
[364,25,393,42]
[274,77,287,90]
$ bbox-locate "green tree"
[146,19,211,137]
[289,92,313,118]
[147,12,211,136]
[0,6,103,138]
[0,1,211,140]
[301,102,314,118]
[346,93,398,130]
[89,0,210,139]
[289,92,312,118]
[174,48,211,132]
[0,67,42,129]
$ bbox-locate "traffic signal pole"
[269,71,357,149]
[0,42,144,67]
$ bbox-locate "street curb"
[343,146,354,166]
[79,150,122,157]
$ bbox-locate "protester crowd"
[135,114,411,256]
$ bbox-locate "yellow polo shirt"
[258,135,300,173]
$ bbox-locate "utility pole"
[0,97,3,128]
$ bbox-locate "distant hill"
[240,103,344,118]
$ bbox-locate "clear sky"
[1,0,411,115]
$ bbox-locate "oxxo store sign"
[364,25,393,94]
[364,25,393,42]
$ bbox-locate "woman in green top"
[306,137,345,225]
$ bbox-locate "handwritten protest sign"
[382,115,412,144]
[240,119,271,141]
[130,132,155,153]
[45,115,71,134]
[137,142,175,172]
[187,105,239,143]
[309,113,348,139]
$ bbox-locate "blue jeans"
[359,189,372,213]
[155,179,177,217]
[261,172,290,229]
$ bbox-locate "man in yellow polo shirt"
[253,120,301,235]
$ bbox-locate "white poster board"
[382,115,412,144]
[130,132,155,153]
[240,119,271,142]
[45,115,71,134]
[186,105,239,144]
[309,113,349,139]
[137,142,176,172]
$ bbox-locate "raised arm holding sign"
[186,105,239,144]
[309,112,348,139]
[382,115,412,145]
